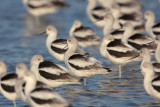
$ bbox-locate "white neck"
[100,39,107,57]
[113,20,121,29]
[142,54,151,63]
[143,69,155,95]
[25,78,36,99]
[121,27,133,43]
[111,11,121,29]
[46,32,57,48]
[140,52,151,69]
[69,25,77,37]
[23,0,28,5]
[112,10,121,20]
[87,0,96,16]
[145,17,155,39]
[64,43,78,66]
[30,63,39,80]
[145,17,155,30]
[103,20,114,36]
[155,43,160,62]
[16,70,26,78]
[0,68,6,77]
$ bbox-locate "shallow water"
[0,0,160,107]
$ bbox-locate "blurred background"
[0,0,160,106]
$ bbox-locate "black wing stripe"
[39,70,71,80]
[1,84,15,93]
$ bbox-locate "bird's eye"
[68,39,71,42]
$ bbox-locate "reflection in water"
[22,14,53,37]
[145,101,160,107]
[54,63,160,107]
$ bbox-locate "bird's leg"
[118,65,122,78]
[13,100,16,107]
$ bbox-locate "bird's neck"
[16,70,26,78]
[25,78,36,98]
[87,0,96,14]
[30,63,39,80]
[155,43,160,62]
[100,40,108,57]
[145,17,155,30]
[0,68,6,77]
[122,28,133,44]
[113,20,121,29]
[143,73,154,96]
[144,68,155,93]
[46,33,57,47]
[70,25,77,37]
[23,0,28,5]
[64,44,78,65]
[141,54,151,69]
[112,10,121,21]
[145,17,155,39]
[143,54,151,63]
[103,21,113,36]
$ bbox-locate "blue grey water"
[0,0,160,107]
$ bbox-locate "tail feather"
[53,1,69,8]
[103,67,112,72]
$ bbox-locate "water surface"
[0,0,160,107]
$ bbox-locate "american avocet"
[30,55,82,87]
[86,0,110,27]
[144,10,160,39]
[110,4,144,34]
[16,65,51,104]
[69,20,101,48]
[98,0,141,14]
[122,22,157,54]
[112,4,144,28]
[23,71,69,107]
[22,0,68,17]
[0,60,18,107]
[116,0,141,14]
[119,15,144,28]
[64,36,111,86]
[140,48,160,76]
[142,62,160,99]
[110,4,122,29]
[15,63,30,103]
[16,63,28,78]
[103,13,124,39]
[101,35,142,78]
[0,62,28,107]
[42,25,88,61]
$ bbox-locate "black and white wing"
[51,39,68,54]
[30,87,68,106]
[39,61,78,81]
[68,54,103,70]
[73,26,97,38]
[128,34,157,51]
[107,40,140,59]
